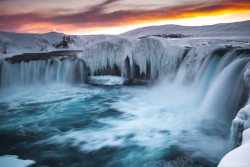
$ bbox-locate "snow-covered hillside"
[0,31,116,58]
[122,20,250,38]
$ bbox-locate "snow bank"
[88,75,125,85]
[218,129,250,167]
[0,155,35,167]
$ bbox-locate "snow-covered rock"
[88,75,125,86]
[0,155,35,167]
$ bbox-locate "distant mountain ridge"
[121,20,250,38]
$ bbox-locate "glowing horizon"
[0,0,250,35]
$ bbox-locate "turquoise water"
[0,82,229,167]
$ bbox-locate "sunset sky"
[0,0,250,35]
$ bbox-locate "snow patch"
[0,155,35,167]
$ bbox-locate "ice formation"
[80,37,187,81]
[88,75,125,85]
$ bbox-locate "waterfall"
[1,48,250,124]
[200,57,250,127]
[196,56,221,99]
[0,58,87,87]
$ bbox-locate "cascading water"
[0,46,250,167]
[196,55,221,99]
[201,57,250,127]
[0,58,86,87]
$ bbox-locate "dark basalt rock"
[211,47,233,57]
[53,36,75,49]
[5,50,83,63]
[139,34,191,39]
[235,48,250,55]
[93,64,121,76]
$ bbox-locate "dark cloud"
[0,0,249,33]
[88,0,121,13]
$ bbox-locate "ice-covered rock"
[231,104,250,146]
[0,155,35,167]
[243,63,250,87]
[219,105,250,167]
[81,37,130,76]
[88,75,125,86]
[231,105,250,148]
[233,105,250,130]
[79,36,187,80]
